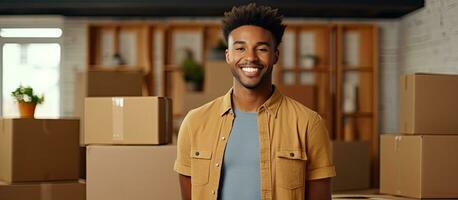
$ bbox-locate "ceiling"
[0,0,424,18]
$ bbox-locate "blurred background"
[2,0,458,199]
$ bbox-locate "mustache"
[237,62,264,68]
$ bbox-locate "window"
[1,28,62,118]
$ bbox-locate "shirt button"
[215,163,220,167]
[195,152,200,156]
[290,152,295,157]
[221,137,226,140]
[212,190,216,195]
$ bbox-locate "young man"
[174,3,335,200]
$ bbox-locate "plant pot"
[186,81,203,92]
[18,102,36,118]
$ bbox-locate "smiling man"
[174,3,336,200]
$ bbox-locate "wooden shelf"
[342,112,373,118]
[164,65,181,72]
[343,66,373,72]
[280,67,330,73]
[89,65,144,71]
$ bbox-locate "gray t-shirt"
[218,109,260,200]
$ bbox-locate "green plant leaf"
[11,85,45,104]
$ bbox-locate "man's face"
[225,25,279,90]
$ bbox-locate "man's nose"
[245,49,259,62]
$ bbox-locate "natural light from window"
[2,43,61,118]
[0,28,62,38]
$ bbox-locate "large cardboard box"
[331,140,370,191]
[380,134,458,198]
[0,180,85,200]
[278,85,317,110]
[333,190,421,200]
[86,145,180,200]
[84,97,172,145]
[0,118,80,183]
[400,73,458,134]
[74,70,144,117]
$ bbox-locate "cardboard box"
[278,85,317,110]
[0,118,80,183]
[331,140,370,191]
[380,134,458,198]
[84,97,172,145]
[333,188,457,200]
[86,145,180,200]
[0,180,85,200]
[400,73,458,134]
[333,191,420,200]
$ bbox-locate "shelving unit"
[335,24,378,186]
[275,23,379,187]
[87,23,154,95]
[276,24,335,133]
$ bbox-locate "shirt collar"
[220,85,283,118]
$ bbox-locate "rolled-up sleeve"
[306,114,336,180]
[174,112,193,176]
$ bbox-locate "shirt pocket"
[190,149,212,186]
[275,150,307,189]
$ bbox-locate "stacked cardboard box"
[84,96,180,200]
[0,180,86,200]
[331,141,370,191]
[0,118,85,199]
[380,73,458,198]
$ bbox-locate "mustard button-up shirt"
[174,88,336,200]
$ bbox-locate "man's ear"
[225,48,230,64]
[273,48,279,64]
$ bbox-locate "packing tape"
[40,183,52,200]
[395,136,402,195]
[112,97,124,141]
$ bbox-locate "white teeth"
[242,67,259,73]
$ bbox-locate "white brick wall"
[400,0,458,74]
[61,18,88,116]
[376,21,401,133]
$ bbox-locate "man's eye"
[235,48,245,51]
[257,48,268,52]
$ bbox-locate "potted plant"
[181,49,204,91]
[11,85,44,118]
